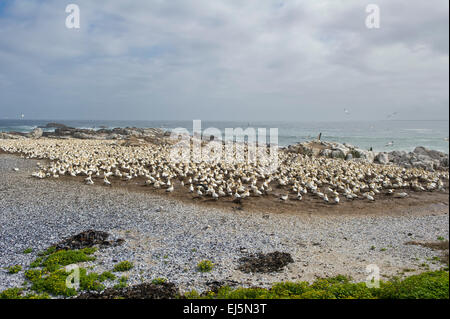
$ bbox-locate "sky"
[0,0,448,121]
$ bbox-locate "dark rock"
[39,123,69,129]
[77,282,179,299]
[53,230,124,250]
[238,251,294,273]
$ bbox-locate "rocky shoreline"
[0,124,170,144]
[1,123,448,172]
[287,140,449,171]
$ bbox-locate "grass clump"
[114,276,128,289]
[23,248,33,254]
[197,260,214,273]
[99,271,116,282]
[28,267,105,297]
[152,277,167,285]
[7,265,22,274]
[113,261,133,272]
[41,247,96,272]
[29,269,78,297]
[0,288,49,300]
[30,247,97,272]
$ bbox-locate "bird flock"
[1,138,448,205]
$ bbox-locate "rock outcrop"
[382,146,449,171]
[26,128,43,139]
[287,140,376,163]
[287,140,448,171]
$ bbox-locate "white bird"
[103,177,111,186]
[85,176,94,185]
[394,192,408,198]
[280,194,288,201]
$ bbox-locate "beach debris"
[12,167,19,172]
[77,282,178,299]
[238,251,294,273]
[52,230,124,250]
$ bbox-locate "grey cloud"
[0,0,448,121]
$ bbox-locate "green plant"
[437,236,445,241]
[114,276,128,289]
[29,269,77,297]
[99,271,116,282]
[23,248,33,254]
[152,277,167,285]
[376,271,448,299]
[0,288,49,300]
[113,261,134,272]
[183,271,449,300]
[32,247,97,272]
[7,265,22,274]
[197,260,214,273]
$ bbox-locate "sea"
[0,119,448,153]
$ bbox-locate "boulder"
[73,132,97,139]
[374,152,389,164]
[331,149,346,159]
[27,128,43,139]
[0,132,21,139]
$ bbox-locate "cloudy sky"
[0,0,448,121]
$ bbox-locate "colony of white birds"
[1,138,448,204]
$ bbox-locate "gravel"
[0,154,448,294]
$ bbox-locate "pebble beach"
[0,152,448,294]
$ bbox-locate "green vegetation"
[114,276,128,289]
[1,247,102,298]
[7,265,22,274]
[99,271,116,282]
[113,261,134,272]
[37,247,97,272]
[152,277,167,285]
[437,236,445,241]
[380,248,387,252]
[185,271,449,299]
[197,260,214,273]
[0,288,49,300]
[23,248,33,254]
